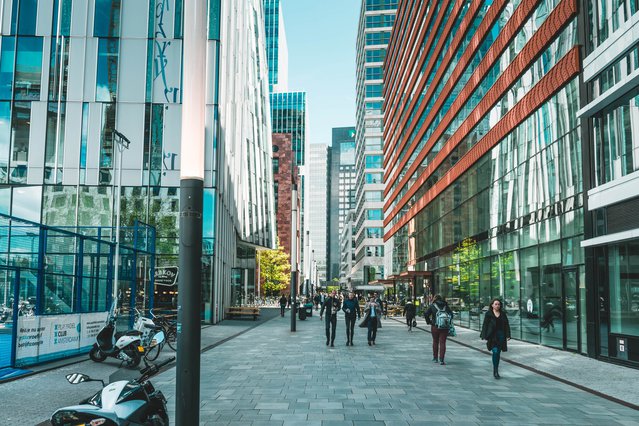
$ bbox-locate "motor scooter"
[50,355,174,426]
[89,303,144,368]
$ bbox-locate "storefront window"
[609,241,639,336]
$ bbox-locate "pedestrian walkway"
[155,309,639,425]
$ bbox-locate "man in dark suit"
[320,290,341,347]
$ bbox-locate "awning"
[354,285,385,291]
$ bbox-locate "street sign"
[154,266,178,286]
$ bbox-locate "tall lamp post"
[112,129,131,309]
[176,0,206,424]
[290,184,298,332]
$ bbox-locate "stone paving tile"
[147,310,639,425]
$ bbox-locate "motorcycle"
[89,303,144,368]
[50,355,174,426]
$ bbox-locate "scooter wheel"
[89,345,107,362]
[124,347,142,369]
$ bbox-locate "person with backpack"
[424,294,453,365]
[480,298,511,379]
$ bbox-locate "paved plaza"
[3,307,639,425]
[154,309,639,425]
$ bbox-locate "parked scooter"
[89,303,144,368]
[50,355,174,426]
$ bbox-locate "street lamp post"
[290,184,298,332]
[176,0,207,424]
[112,129,130,310]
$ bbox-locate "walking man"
[320,290,341,347]
[342,292,361,346]
[279,294,287,317]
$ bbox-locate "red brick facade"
[272,133,301,266]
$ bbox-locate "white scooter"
[89,303,144,368]
[51,355,174,426]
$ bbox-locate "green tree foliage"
[259,239,291,297]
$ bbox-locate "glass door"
[563,267,579,351]
[540,264,563,349]
[0,268,17,368]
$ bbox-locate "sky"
[281,0,360,145]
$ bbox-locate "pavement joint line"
[390,317,639,412]
[200,313,279,354]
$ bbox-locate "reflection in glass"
[12,185,42,222]
[94,0,122,37]
[96,39,119,102]
[0,37,15,100]
[15,37,43,100]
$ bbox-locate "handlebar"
[139,356,175,382]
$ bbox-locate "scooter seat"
[115,330,142,340]
[144,324,163,331]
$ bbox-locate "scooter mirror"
[66,373,90,384]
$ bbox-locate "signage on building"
[154,266,179,286]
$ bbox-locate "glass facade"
[384,0,585,353]
[0,0,274,324]
[582,0,639,364]
[329,127,356,282]
[308,144,329,284]
[352,0,396,288]
[263,0,289,92]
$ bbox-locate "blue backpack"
[435,304,451,329]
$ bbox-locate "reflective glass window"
[365,155,382,169]
[96,39,119,102]
[52,0,73,36]
[94,0,121,37]
[15,37,42,100]
[10,101,30,184]
[367,209,383,220]
[12,185,42,221]
[18,0,37,35]
[0,37,15,100]
[0,101,10,183]
[365,84,383,98]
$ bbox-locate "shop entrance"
[540,265,579,351]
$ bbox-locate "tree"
[259,239,291,297]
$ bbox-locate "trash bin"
[298,306,307,320]
[304,304,313,317]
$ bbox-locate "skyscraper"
[308,144,330,285]
[384,0,584,353]
[329,126,356,281]
[352,0,396,288]
[0,0,275,324]
[263,0,289,92]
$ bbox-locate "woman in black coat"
[480,298,511,379]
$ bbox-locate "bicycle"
[150,309,178,351]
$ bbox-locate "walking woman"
[480,298,511,379]
[424,295,453,365]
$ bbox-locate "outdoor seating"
[224,306,261,320]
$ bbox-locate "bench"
[224,306,260,320]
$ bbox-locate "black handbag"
[412,319,417,327]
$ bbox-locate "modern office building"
[263,0,288,92]
[0,0,275,324]
[339,210,355,288]
[383,0,585,354]
[352,0,396,288]
[328,126,356,281]
[307,143,329,285]
[579,2,639,365]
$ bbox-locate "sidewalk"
[439,319,639,409]
[154,309,639,425]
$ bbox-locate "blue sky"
[282,0,360,145]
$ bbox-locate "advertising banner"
[15,311,109,367]
[80,312,109,347]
